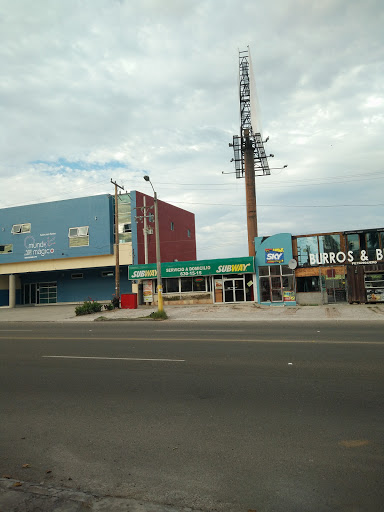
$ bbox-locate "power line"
[163,201,384,208]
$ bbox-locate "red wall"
[135,191,196,265]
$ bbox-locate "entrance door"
[23,284,37,304]
[223,279,245,302]
[23,282,57,304]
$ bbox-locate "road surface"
[1,320,383,511]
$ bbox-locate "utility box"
[121,293,138,309]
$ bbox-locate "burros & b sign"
[309,249,384,265]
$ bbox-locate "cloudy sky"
[1,0,383,259]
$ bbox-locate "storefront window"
[282,275,294,290]
[366,231,380,260]
[260,276,271,302]
[296,276,320,292]
[346,234,360,261]
[258,265,295,303]
[319,234,340,255]
[270,266,280,276]
[297,236,318,266]
[163,276,210,294]
[180,278,193,292]
[163,278,179,293]
[193,277,206,292]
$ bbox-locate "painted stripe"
[155,329,245,332]
[0,336,383,345]
[42,356,185,362]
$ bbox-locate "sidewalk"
[0,302,384,322]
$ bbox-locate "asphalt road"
[1,320,383,512]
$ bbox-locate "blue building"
[0,192,196,307]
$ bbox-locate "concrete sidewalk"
[0,302,384,322]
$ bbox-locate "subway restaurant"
[128,256,256,305]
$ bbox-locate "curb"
[0,478,203,512]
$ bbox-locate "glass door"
[234,279,245,301]
[224,280,235,302]
[23,282,57,304]
[223,278,245,303]
[23,284,37,304]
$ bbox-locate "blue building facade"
[0,194,132,305]
[254,233,296,305]
[0,192,196,307]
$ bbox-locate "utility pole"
[111,178,124,306]
[143,176,164,313]
[244,129,257,256]
[229,49,286,259]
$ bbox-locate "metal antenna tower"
[228,47,277,256]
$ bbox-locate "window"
[12,223,31,234]
[0,244,13,254]
[346,234,360,261]
[319,234,341,255]
[366,231,380,260]
[102,271,114,277]
[181,278,193,292]
[258,265,294,302]
[170,222,174,231]
[71,273,83,279]
[117,194,132,244]
[68,226,89,247]
[163,276,209,293]
[187,229,191,238]
[38,282,57,304]
[163,278,179,293]
[296,276,320,293]
[193,277,206,292]
[297,236,318,266]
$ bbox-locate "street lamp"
[143,175,164,313]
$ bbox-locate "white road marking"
[42,355,185,362]
[155,330,245,332]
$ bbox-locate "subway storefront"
[128,256,256,305]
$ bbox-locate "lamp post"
[143,176,164,312]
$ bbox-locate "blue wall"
[0,289,21,307]
[21,267,132,303]
[0,195,113,264]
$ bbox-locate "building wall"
[0,191,196,305]
[0,194,113,266]
[254,233,296,305]
[20,267,132,303]
[134,191,196,264]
